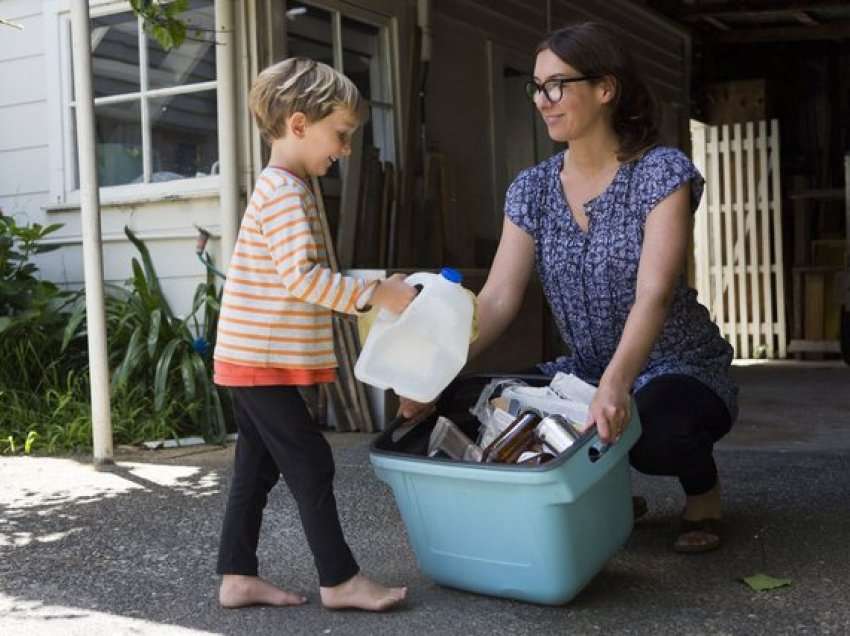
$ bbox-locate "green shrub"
[62,226,229,445]
[0,214,227,455]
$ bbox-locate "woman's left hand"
[586,380,631,444]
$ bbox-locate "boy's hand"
[370,274,417,314]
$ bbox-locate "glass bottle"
[481,412,541,464]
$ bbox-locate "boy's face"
[300,107,360,177]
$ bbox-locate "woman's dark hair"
[536,22,659,162]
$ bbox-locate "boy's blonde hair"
[249,57,363,143]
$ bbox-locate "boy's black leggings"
[631,374,733,496]
[216,385,359,587]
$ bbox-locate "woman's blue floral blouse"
[505,146,738,421]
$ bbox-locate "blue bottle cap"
[440,267,462,283]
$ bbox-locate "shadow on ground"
[1,363,849,635]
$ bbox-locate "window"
[64,1,218,193]
[285,1,397,170]
[283,1,398,251]
[486,42,554,244]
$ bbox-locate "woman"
[404,22,737,553]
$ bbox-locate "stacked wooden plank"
[308,175,369,432]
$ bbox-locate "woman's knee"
[628,419,712,477]
[629,435,674,476]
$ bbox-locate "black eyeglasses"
[525,76,601,103]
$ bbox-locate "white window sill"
[45,176,223,213]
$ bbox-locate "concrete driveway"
[1,362,849,635]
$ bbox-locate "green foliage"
[0,214,227,455]
[0,375,181,455]
[0,214,68,337]
[130,0,190,51]
[0,213,88,423]
[62,226,229,445]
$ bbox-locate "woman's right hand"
[397,396,435,420]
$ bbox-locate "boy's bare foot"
[219,574,307,608]
[320,573,407,611]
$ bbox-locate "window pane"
[147,0,216,90]
[286,3,336,177]
[90,12,140,98]
[341,18,394,163]
[368,106,395,164]
[149,90,218,181]
[341,18,390,103]
[286,2,334,67]
[503,65,539,180]
[85,101,143,187]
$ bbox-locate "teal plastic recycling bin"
[370,374,641,605]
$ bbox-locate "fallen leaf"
[741,573,792,591]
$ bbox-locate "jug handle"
[402,271,433,288]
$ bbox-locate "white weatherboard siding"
[39,193,224,318]
[0,0,227,318]
[0,3,50,223]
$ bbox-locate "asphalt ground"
[1,362,849,635]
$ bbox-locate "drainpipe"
[70,0,113,468]
[216,0,240,270]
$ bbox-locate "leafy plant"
[0,213,71,339]
[130,0,218,51]
[0,214,89,441]
[130,0,189,50]
[0,214,210,454]
[63,226,229,444]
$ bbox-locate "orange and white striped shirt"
[213,167,370,385]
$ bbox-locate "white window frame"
[45,0,221,209]
[284,0,402,170]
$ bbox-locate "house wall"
[1,0,691,318]
[550,0,691,145]
[420,0,692,267]
[0,0,238,318]
[0,1,52,232]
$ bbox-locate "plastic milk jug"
[354,268,474,403]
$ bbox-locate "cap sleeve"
[636,147,704,219]
[504,166,542,237]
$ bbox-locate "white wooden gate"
[690,119,787,359]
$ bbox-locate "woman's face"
[531,48,613,144]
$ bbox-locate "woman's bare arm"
[590,185,692,441]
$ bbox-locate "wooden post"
[732,123,750,358]
[769,120,787,358]
[758,121,775,358]
[721,125,737,355]
[745,122,762,355]
[708,126,724,339]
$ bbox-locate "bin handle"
[583,397,639,463]
[584,424,614,463]
[587,440,612,463]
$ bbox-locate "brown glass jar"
[481,412,542,464]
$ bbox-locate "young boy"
[213,57,414,612]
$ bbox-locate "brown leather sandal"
[673,518,722,553]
